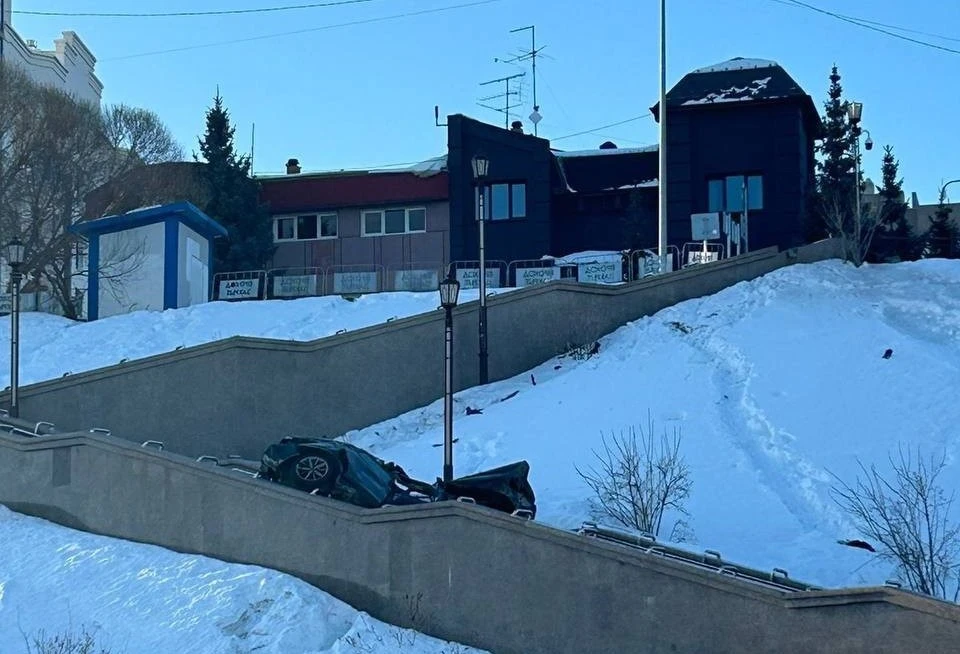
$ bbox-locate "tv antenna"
[478,72,525,129]
[499,25,544,135]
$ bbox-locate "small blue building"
[71,201,227,321]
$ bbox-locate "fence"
[212,245,741,303]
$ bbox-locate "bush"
[829,445,960,602]
[23,626,112,654]
[576,414,693,541]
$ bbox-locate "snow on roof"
[682,76,773,106]
[406,154,447,177]
[690,57,779,74]
[554,144,658,158]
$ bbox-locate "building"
[0,0,102,105]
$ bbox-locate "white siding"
[178,223,210,307]
[97,223,165,319]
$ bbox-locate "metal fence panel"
[630,246,680,280]
[507,259,564,288]
[447,260,508,289]
[385,262,445,292]
[266,267,324,300]
[324,264,384,295]
[681,242,725,268]
[212,270,267,301]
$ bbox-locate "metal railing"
[574,522,823,593]
[209,244,737,303]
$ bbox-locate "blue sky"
[11,0,960,203]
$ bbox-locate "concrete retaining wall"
[8,240,843,459]
[0,430,957,654]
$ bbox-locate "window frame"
[476,181,528,221]
[273,213,339,242]
[360,206,428,237]
[706,174,764,213]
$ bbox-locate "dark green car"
[259,436,537,518]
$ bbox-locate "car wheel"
[285,451,342,494]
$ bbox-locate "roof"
[70,201,228,239]
[259,169,449,213]
[649,57,821,132]
[552,146,659,194]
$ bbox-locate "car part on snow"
[259,436,537,518]
[575,522,821,592]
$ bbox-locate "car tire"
[284,451,342,494]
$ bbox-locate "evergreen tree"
[196,91,275,272]
[871,145,916,261]
[923,195,959,259]
[813,65,856,242]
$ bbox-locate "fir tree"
[814,65,856,242]
[924,194,959,259]
[196,90,275,272]
[871,145,916,261]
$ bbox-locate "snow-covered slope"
[0,289,508,388]
[338,259,960,589]
[0,506,485,654]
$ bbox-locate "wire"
[15,0,381,18]
[550,115,652,142]
[102,0,503,61]
[769,0,960,55]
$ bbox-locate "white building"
[0,0,102,105]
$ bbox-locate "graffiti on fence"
[393,269,440,292]
[333,271,379,294]
[273,274,318,298]
[218,278,260,300]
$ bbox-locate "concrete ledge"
[1,427,958,654]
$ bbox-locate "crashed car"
[259,436,537,518]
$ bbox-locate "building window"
[707,175,763,213]
[476,182,527,220]
[275,213,338,241]
[361,207,428,236]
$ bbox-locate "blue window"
[476,182,528,220]
[707,175,763,212]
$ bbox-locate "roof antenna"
[434,105,447,127]
[509,25,544,135]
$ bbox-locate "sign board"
[456,267,501,290]
[577,259,623,284]
[691,212,721,241]
[686,250,720,265]
[273,274,317,298]
[515,266,561,288]
[393,269,439,292]
[218,278,260,300]
[334,271,379,294]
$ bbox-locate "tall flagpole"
[658,0,668,265]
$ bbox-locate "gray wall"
[7,240,842,460]
[0,430,957,654]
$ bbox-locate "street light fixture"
[438,275,460,483]
[471,153,490,386]
[939,179,960,204]
[6,237,25,418]
[847,101,866,245]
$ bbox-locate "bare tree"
[575,414,693,540]
[0,60,183,318]
[829,445,960,602]
[821,189,882,266]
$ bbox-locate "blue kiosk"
[70,202,227,321]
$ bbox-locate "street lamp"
[939,179,960,204]
[471,153,490,386]
[6,237,24,418]
[438,275,460,483]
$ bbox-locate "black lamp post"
[6,237,24,418]
[847,101,868,249]
[438,275,460,483]
[471,153,490,385]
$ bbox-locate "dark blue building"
[444,56,822,264]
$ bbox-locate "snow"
[553,144,658,158]
[682,77,773,106]
[691,57,779,74]
[0,289,511,387]
[604,180,658,190]
[407,154,447,176]
[333,259,960,590]
[0,506,486,654]
[541,249,624,264]
[3,256,960,642]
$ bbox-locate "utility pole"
[478,73,525,129]
[658,0,668,266]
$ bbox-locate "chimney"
[285,158,301,175]
[510,120,524,134]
